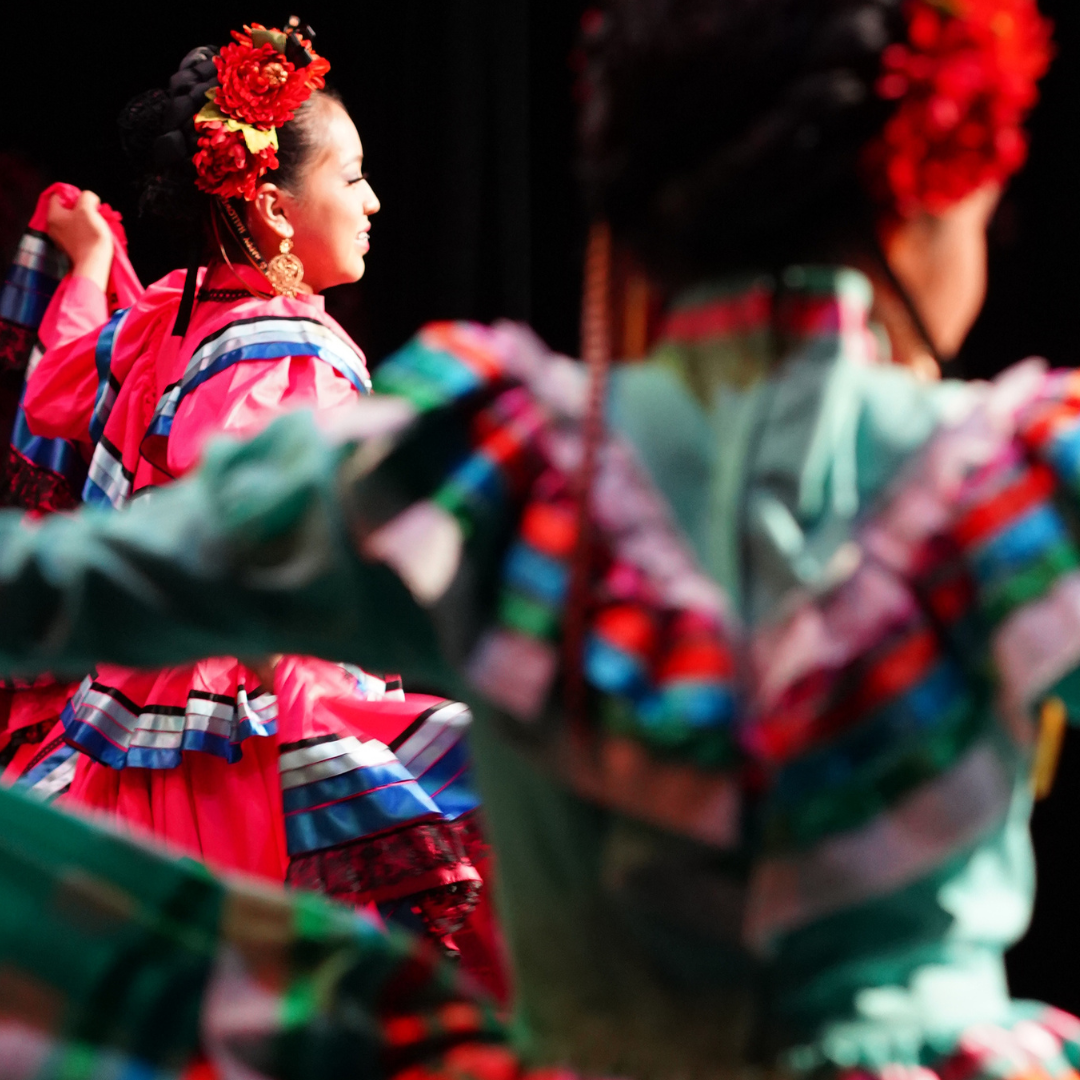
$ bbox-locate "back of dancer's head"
[578,0,1051,289]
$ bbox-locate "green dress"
[0,781,501,1078]
[2,267,1080,1080]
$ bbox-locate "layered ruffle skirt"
[0,655,507,998]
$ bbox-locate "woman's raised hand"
[46,190,114,293]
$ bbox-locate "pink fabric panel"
[273,656,436,746]
[166,355,362,476]
[63,733,289,883]
[42,275,108,349]
[0,684,80,785]
[22,331,100,444]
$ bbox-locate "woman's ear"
[249,183,295,240]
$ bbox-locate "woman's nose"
[363,182,381,215]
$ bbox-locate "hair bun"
[117,45,221,227]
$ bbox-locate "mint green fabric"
[0,268,1063,1079]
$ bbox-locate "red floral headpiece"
[863,0,1052,218]
[192,20,331,202]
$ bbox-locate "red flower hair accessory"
[864,0,1052,218]
[192,20,331,201]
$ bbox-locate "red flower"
[190,22,331,201]
[214,24,331,130]
[192,123,278,202]
[864,0,1053,217]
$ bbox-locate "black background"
[3,1,1080,1010]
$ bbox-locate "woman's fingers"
[45,189,114,291]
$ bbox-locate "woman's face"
[251,97,381,294]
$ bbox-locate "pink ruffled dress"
[1,239,505,991]
[0,183,143,786]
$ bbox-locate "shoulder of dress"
[135,268,191,308]
[171,297,370,395]
[374,319,584,417]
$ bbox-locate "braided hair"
[579,0,906,288]
[117,45,340,232]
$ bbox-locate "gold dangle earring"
[266,237,305,298]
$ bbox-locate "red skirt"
[3,654,509,1000]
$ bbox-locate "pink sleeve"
[22,276,111,444]
[165,355,364,476]
[38,275,109,352]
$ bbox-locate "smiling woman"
[0,19,505,997]
[242,92,381,294]
[117,28,380,306]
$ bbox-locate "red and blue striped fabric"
[280,733,445,857]
[0,230,84,511]
[388,700,480,821]
[59,672,277,770]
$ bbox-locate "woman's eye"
[347,171,369,186]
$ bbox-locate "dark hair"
[578,0,906,288]
[117,46,342,232]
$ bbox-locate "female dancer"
[0,21,504,988]
[0,0,1074,1078]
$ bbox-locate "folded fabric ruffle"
[62,658,277,770]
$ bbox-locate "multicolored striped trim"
[375,321,507,412]
[734,361,1080,942]
[373,314,1080,895]
[280,733,444,857]
[389,700,480,820]
[87,307,130,443]
[81,310,134,506]
[0,231,67,328]
[661,268,878,347]
[61,674,277,770]
[82,434,132,509]
[434,386,546,528]
[145,315,372,445]
[377,323,740,764]
[14,736,78,801]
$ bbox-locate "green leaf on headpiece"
[239,125,279,154]
[193,97,279,154]
[251,27,288,53]
[195,100,225,126]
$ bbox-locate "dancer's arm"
[23,192,131,445]
[0,408,463,690]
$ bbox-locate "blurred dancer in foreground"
[0,20,504,990]
[0,1,1077,1079]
